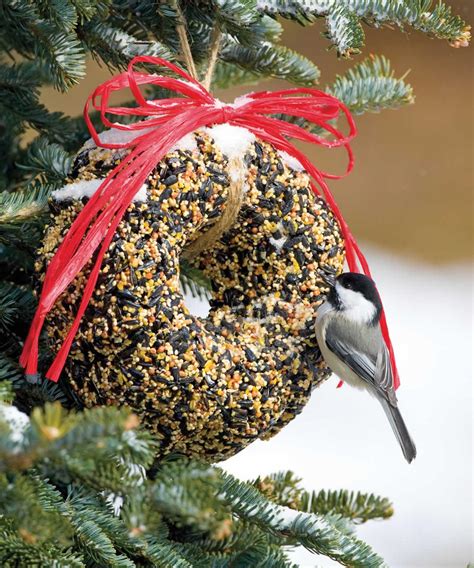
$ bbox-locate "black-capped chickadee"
[315,272,417,463]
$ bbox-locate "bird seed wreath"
[24,57,399,462]
[36,124,344,461]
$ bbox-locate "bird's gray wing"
[374,341,394,392]
[325,319,396,403]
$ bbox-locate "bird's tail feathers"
[380,398,417,464]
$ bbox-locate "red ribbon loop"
[20,56,400,390]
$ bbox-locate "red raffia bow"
[20,55,400,389]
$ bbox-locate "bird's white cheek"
[335,284,376,323]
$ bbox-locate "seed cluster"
[36,128,345,461]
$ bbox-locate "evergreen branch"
[0,185,50,226]
[219,470,385,566]
[256,0,324,24]
[181,519,293,567]
[0,62,42,106]
[0,532,85,568]
[212,0,260,28]
[31,23,87,91]
[0,185,51,257]
[34,0,78,33]
[0,474,76,553]
[253,470,304,509]
[81,21,174,72]
[301,489,394,523]
[210,60,262,90]
[35,407,158,490]
[0,63,69,138]
[151,458,231,535]
[258,0,471,54]
[139,539,193,568]
[253,471,392,524]
[0,242,37,276]
[325,5,365,56]
[70,509,135,567]
[13,375,73,411]
[0,354,23,385]
[207,1,283,46]
[17,138,72,185]
[274,55,413,135]
[0,185,49,271]
[0,405,392,566]
[0,283,35,333]
[1,0,85,90]
[73,0,112,22]
[237,13,284,45]
[327,55,415,114]
[0,381,14,405]
[221,39,320,84]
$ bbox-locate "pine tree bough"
[35,124,345,461]
[257,0,471,55]
[0,398,390,567]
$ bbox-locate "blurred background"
[40,2,472,566]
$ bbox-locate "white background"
[185,246,473,568]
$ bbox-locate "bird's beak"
[320,273,336,287]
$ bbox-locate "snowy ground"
[185,246,473,568]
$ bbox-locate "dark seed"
[117,290,138,302]
[328,245,339,258]
[171,367,180,381]
[244,347,257,362]
[281,197,294,216]
[163,174,178,186]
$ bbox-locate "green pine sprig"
[0,403,391,566]
[258,0,471,55]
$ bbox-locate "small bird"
[315,272,417,463]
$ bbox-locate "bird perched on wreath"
[315,272,417,463]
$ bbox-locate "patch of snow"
[0,404,30,446]
[269,235,287,251]
[84,125,197,156]
[257,0,332,14]
[273,505,330,534]
[205,124,256,160]
[170,132,198,153]
[133,184,148,202]
[83,125,155,150]
[232,94,254,108]
[106,493,124,516]
[278,150,305,172]
[52,179,148,203]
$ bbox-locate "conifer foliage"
[0,384,392,567]
[0,0,470,565]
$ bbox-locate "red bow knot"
[20,55,399,389]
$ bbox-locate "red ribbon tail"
[19,310,44,376]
